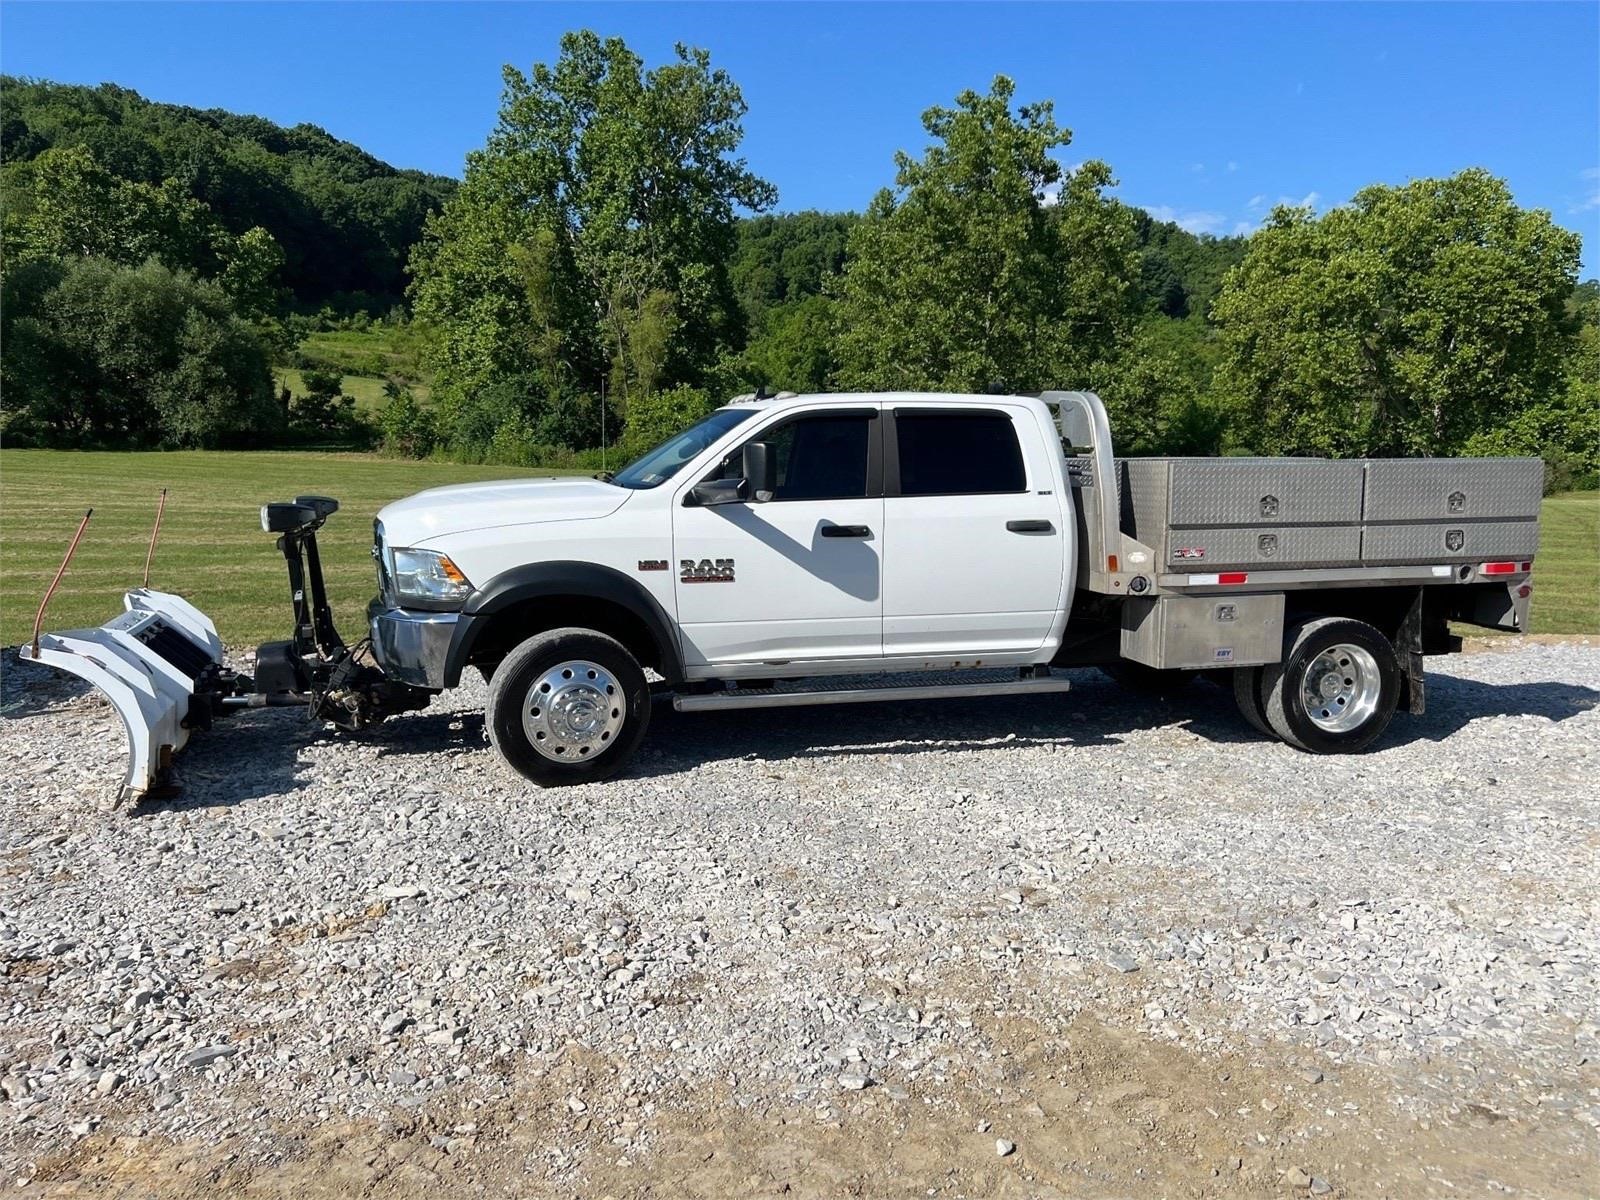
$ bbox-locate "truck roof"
[724,390,1039,409]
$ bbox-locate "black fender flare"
[443,561,684,687]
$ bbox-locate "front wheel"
[1260,617,1400,753]
[485,628,651,786]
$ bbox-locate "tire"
[485,628,651,787]
[1260,617,1400,754]
[1099,662,1198,699]
[1231,665,1278,739]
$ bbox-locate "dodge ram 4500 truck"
[23,391,1541,798]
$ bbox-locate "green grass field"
[274,325,434,414]
[299,327,428,379]
[1,450,554,647]
[1,450,1594,648]
[1529,491,1599,634]
[274,368,432,413]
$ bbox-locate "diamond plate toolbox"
[1118,458,1367,571]
[1361,458,1542,564]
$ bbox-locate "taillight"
[1481,562,1519,575]
[1218,572,1249,585]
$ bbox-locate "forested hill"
[0,77,458,309]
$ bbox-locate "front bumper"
[368,597,458,689]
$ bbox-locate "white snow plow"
[18,589,229,801]
[19,495,431,805]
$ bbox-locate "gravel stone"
[2,643,1596,1166]
[180,1046,237,1070]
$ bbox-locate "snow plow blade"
[17,589,226,804]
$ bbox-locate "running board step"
[672,675,1071,713]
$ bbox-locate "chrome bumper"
[368,598,458,689]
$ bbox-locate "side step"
[672,673,1071,713]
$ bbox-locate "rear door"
[881,404,1066,657]
[672,406,884,668]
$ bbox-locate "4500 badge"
[680,558,735,583]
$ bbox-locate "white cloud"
[1572,166,1600,213]
[1039,181,1063,208]
[1142,204,1228,235]
[1245,190,1321,215]
[1232,220,1258,237]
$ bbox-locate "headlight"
[390,547,473,605]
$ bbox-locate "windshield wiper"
[593,471,615,484]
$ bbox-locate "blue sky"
[4,1,1596,272]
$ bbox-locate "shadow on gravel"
[0,651,94,720]
[260,668,1600,788]
[23,658,1599,811]
[1370,674,1600,749]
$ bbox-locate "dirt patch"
[19,1007,1594,1199]
[1457,632,1598,652]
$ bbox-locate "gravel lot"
[2,641,1597,1197]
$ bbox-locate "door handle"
[820,524,872,538]
[1006,519,1054,533]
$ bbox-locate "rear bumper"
[368,597,457,689]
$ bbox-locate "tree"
[737,294,837,393]
[731,211,857,320]
[1464,281,1600,491]
[1213,170,1582,457]
[832,76,1138,393]
[410,31,775,456]
[289,367,356,438]
[4,144,228,272]
[1,76,457,310]
[622,384,715,455]
[0,257,279,448]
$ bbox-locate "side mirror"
[688,477,751,507]
[743,442,776,501]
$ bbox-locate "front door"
[673,407,883,668]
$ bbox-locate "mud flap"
[17,589,224,804]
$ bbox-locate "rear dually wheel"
[1260,617,1400,753]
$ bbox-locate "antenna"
[600,378,608,473]
[32,509,93,659]
[142,488,168,588]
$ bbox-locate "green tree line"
[2,46,1593,486]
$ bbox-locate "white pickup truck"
[22,390,1542,799]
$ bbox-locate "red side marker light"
[1481,562,1517,575]
[1218,572,1249,585]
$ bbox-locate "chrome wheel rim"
[1300,643,1380,733]
[522,660,625,762]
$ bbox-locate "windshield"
[609,407,756,490]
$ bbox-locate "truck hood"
[376,477,629,545]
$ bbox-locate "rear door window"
[894,412,1026,496]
